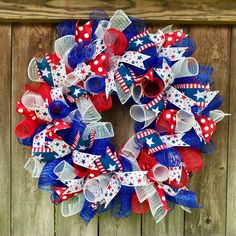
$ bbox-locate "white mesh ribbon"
[76,96,101,123]
[180,205,192,213]
[115,79,132,104]
[61,193,85,217]
[54,35,75,59]
[175,110,195,133]
[130,104,156,128]
[63,72,79,87]
[152,164,169,182]
[54,160,77,180]
[21,91,44,110]
[109,10,132,32]
[161,25,174,34]
[131,84,143,104]
[103,171,148,207]
[135,184,156,203]
[148,192,167,224]
[27,57,43,82]
[94,20,110,38]
[171,57,199,78]
[24,157,45,178]
[83,174,110,203]
[83,171,148,207]
[209,109,231,123]
[82,122,114,140]
[120,136,141,161]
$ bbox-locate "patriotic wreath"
[15,10,226,223]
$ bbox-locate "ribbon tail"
[104,175,121,208]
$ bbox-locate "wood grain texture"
[0,23,11,236]
[0,0,236,23]
[100,101,141,236]
[226,26,236,236]
[141,25,187,236]
[11,24,55,236]
[55,208,98,236]
[185,25,230,236]
[142,207,184,236]
[4,22,234,236]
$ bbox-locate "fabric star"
[73,88,81,97]
[146,137,154,147]
[79,145,87,150]
[41,68,51,77]
[151,106,161,116]
[134,39,143,46]
[124,74,132,81]
[107,164,117,172]
[194,90,206,101]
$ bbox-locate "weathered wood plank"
[55,208,98,236]
[142,207,184,236]
[226,26,236,236]
[142,24,187,236]
[99,101,141,236]
[11,24,55,236]
[185,25,230,236]
[0,1,236,23]
[0,23,11,236]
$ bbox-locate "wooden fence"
[0,1,236,236]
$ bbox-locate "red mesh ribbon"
[104,28,128,55]
[90,92,112,113]
[15,119,40,139]
[131,192,150,214]
[141,78,164,98]
[156,109,177,134]
[177,147,204,173]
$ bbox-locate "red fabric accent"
[177,147,204,173]
[168,166,188,188]
[163,31,188,48]
[90,92,112,113]
[195,115,217,142]
[88,52,110,76]
[131,192,150,214]
[15,118,40,139]
[137,149,157,171]
[87,169,101,179]
[155,184,170,211]
[16,100,36,118]
[156,109,177,134]
[143,68,155,81]
[24,82,53,104]
[73,165,89,178]
[104,28,128,55]
[141,78,164,98]
[75,20,92,43]
[45,53,61,65]
[45,120,70,140]
[53,186,82,203]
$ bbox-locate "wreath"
[15,10,225,223]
